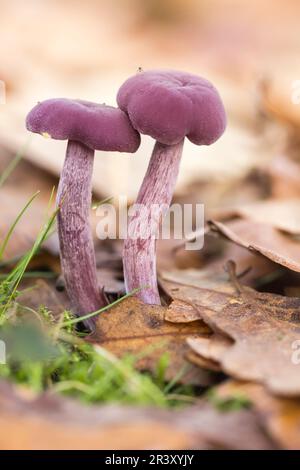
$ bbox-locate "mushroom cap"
[117,69,226,146]
[26,98,140,152]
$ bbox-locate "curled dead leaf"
[162,269,300,396]
[209,219,300,273]
[212,198,300,235]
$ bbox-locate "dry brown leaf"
[0,381,196,450]
[179,401,276,450]
[157,238,204,272]
[162,269,240,319]
[18,279,70,320]
[0,380,276,450]
[188,335,232,367]
[207,237,281,289]
[186,350,222,373]
[165,298,201,323]
[177,227,281,291]
[165,224,278,289]
[162,268,300,395]
[212,198,300,235]
[216,380,300,450]
[89,297,214,386]
[209,219,300,272]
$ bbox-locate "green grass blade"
[61,288,141,327]
[0,272,55,280]
[92,196,114,210]
[2,204,59,312]
[0,191,40,260]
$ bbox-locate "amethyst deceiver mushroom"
[26,98,140,328]
[117,69,226,304]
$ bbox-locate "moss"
[207,389,252,412]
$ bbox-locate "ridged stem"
[56,140,106,328]
[123,140,184,304]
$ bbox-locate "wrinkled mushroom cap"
[26,98,140,152]
[117,69,226,146]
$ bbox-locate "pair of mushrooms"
[26,70,226,329]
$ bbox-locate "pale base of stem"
[123,140,184,304]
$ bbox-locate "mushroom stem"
[56,140,107,328]
[123,139,184,304]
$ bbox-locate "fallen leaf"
[18,279,70,320]
[179,400,276,450]
[157,238,204,272]
[209,219,300,273]
[188,335,232,368]
[89,297,214,386]
[162,268,241,319]
[186,350,222,373]
[185,230,281,290]
[0,381,197,450]
[162,268,300,396]
[215,380,300,450]
[0,380,276,450]
[165,298,200,323]
[212,198,300,235]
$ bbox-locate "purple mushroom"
[117,69,226,304]
[26,98,140,328]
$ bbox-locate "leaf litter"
[162,262,300,396]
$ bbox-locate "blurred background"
[0,0,300,200]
